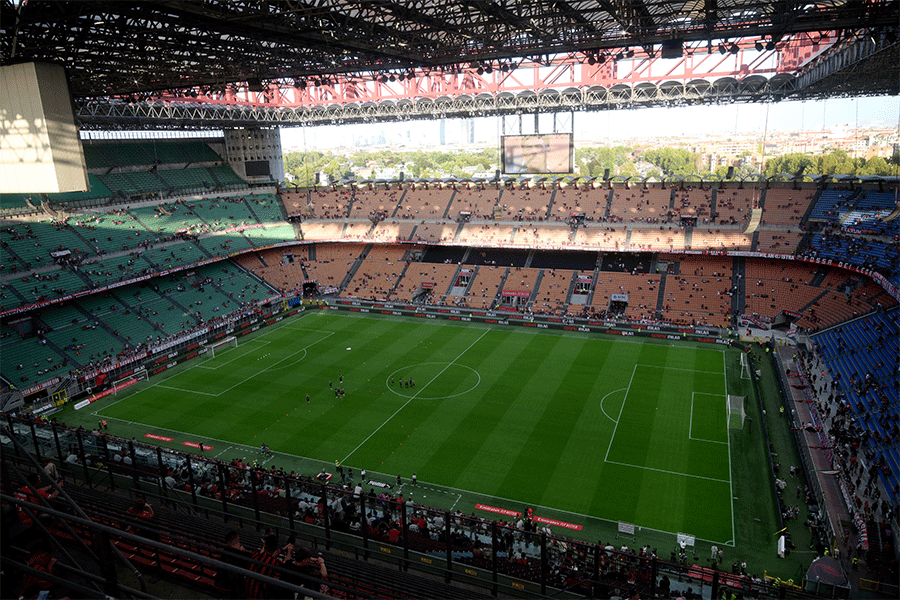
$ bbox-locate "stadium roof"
[2,0,898,99]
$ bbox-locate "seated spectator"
[15,537,58,599]
[15,472,61,527]
[126,498,156,539]
[286,546,329,595]
[216,530,250,599]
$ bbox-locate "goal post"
[206,335,238,358]
[112,370,148,394]
[727,395,746,429]
[740,352,751,380]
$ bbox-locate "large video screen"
[245,160,272,177]
[501,133,573,175]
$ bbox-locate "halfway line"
[339,328,489,465]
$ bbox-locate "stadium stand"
[759,187,816,227]
[574,224,629,249]
[302,221,346,241]
[756,230,804,253]
[4,411,773,600]
[243,192,285,223]
[391,262,459,303]
[349,188,403,218]
[466,266,507,308]
[608,186,670,223]
[590,272,661,320]
[343,246,410,300]
[533,268,578,314]
[499,267,541,300]
[513,223,572,247]
[809,307,900,504]
[808,188,857,222]
[458,223,515,245]
[714,186,758,225]
[554,186,608,222]
[630,225,687,251]
[498,188,552,220]
[371,219,418,242]
[843,190,900,237]
[672,186,713,221]
[401,188,459,218]
[343,221,373,241]
[801,231,900,285]
[412,222,459,243]
[302,243,366,291]
[690,227,752,251]
[307,189,352,219]
[157,166,215,191]
[661,269,733,328]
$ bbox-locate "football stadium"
[1,2,899,599]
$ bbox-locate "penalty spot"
[346,347,351,350]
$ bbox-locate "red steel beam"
[159,35,836,108]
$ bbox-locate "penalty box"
[605,364,730,483]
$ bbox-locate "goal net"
[207,336,238,358]
[112,370,148,394]
[740,352,751,380]
[727,395,746,429]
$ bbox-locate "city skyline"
[281,95,900,152]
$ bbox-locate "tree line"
[282,146,899,187]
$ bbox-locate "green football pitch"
[74,311,785,565]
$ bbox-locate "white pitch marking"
[339,328,489,465]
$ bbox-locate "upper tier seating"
[402,188,459,219]
[499,188,552,220]
[842,191,900,237]
[760,188,815,227]
[809,188,856,222]
[672,187,713,221]
[307,190,352,219]
[714,187,756,225]
[608,187,670,223]
[556,187,609,222]
[349,188,402,218]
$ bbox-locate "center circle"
[387,362,481,400]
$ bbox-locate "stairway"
[731,256,746,321]
[390,188,408,218]
[524,249,535,268]
[655,272,668,317]
[452,221,466,241]
[584,261,602,307]
[440,190,458,219]
[492,267,512,308]
[564,269,580,306]
[337,244,371,292]
[388,260,412,299]
[603,187,615,221]
[809,266,830,288]
[528,269,545,304]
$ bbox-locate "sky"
[281,95,900,151]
